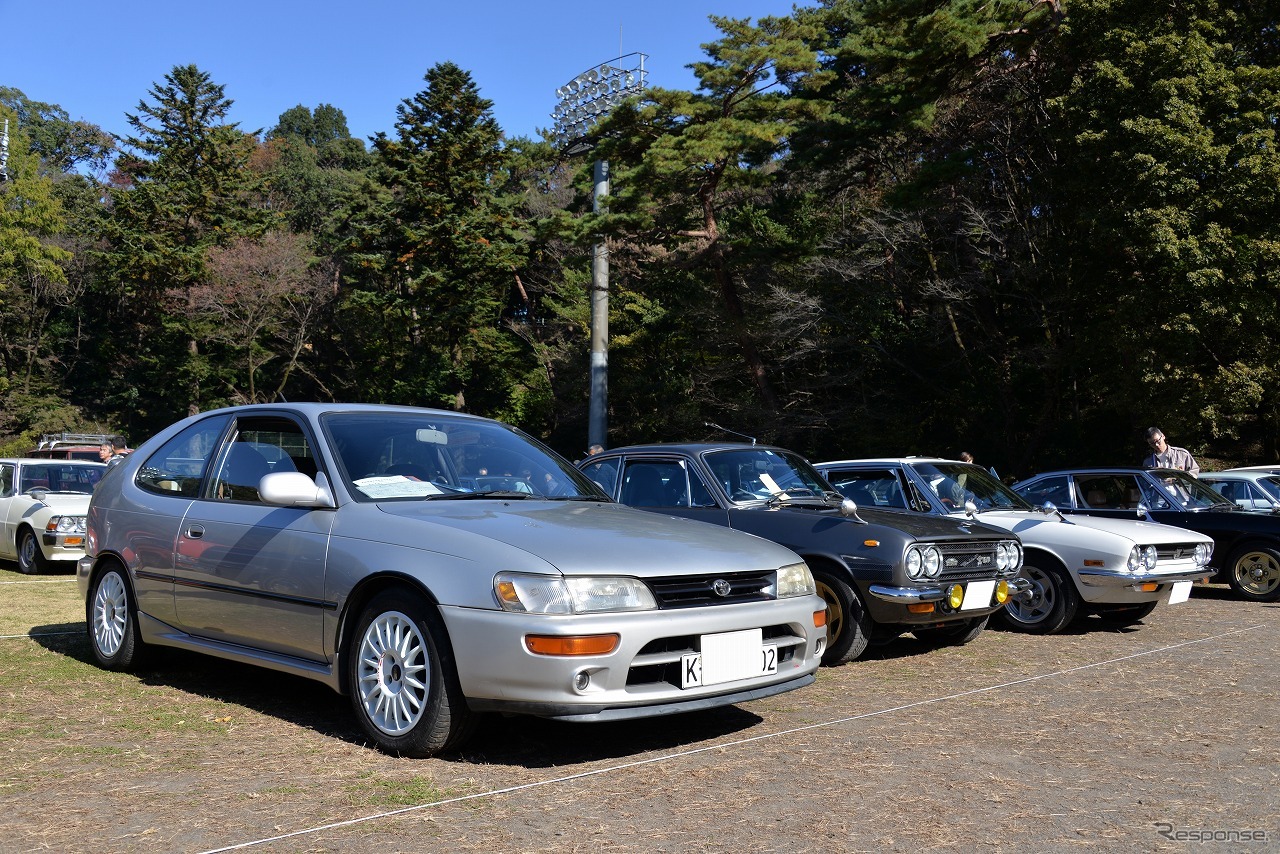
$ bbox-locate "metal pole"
[588,158,609,450]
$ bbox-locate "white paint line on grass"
[0,631,79,639]
[199,623,1265,854]
[0,577,76,584]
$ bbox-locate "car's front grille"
[625,623,804,688]
[1156,544,1203,561]
[935,541,1004,582]
[646,570,776,608]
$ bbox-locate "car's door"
[173,413,335,662]
[0,463,17,559]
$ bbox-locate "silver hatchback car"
[79,404,824,756]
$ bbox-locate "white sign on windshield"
[353,475,445,499]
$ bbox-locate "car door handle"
[185,525,205,539]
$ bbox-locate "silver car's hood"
[374,500,801,576]
[961,510,1211,545]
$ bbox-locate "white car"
[814,458,1215,634]
[1202,470,1280,513]
[0,458,106,573]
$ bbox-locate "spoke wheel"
[17,529,48,575]
[814,572,871,665]
[1227,546,1280,602]
[87,565,146,670]
[995,561,1078,634]
[348,590,473,757]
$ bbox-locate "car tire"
[1091,601,1159,628]
[348,589,474,757]
[87,565,148,671]
[17,528,49,575]
[813,572,871,665]
[1226,545,1280,602]
[995,560,1078,634]
[914,615,988,646]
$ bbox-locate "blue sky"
[2,0,803,146]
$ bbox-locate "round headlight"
[1009,542,1023,573]
[923,546,942,578]
[1127,546,1142,573]
[995,542,1010,571]
[905,547,923,579]
[1195,542,1211,566]
[1142,545,1158,571]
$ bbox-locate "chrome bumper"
[1077,567,1213,589]
[869,576,1029,604]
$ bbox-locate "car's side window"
[1076,474,1146,509]
[825,469,908,509]
[210,416,313,503]
[0,464,13,497]
[620,459,690,508]
[1133,477,1172,510]
[1019,475,1071,507]
[580,458,619,495]
[137,415,230,497]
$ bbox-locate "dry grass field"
[1,564,1276,853]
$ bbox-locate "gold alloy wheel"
[815,578,844,648]
[1232,550,1280,598]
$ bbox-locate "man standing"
[1142,427,1199,476]
[99,436,130,468]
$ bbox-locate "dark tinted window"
[1017,475,1072,508]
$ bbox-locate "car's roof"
[201,402,495,421]
[1223,465,1280,473]
[815,457,958,466]
[1203,470,1280,480]
[1019,467,1184,477]
[593,442,796,455]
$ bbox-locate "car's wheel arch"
[335,573,448,697]
[1020,547,1074,582]
[800,552,860,588]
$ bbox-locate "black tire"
[17,528,49,575]
[814,572,872,665]
[1225,545,1280,602]
[914,615,988,646]
[347,589,474,757]
[1092,601,1159,628]
[87,564,147,670]
[996,560,1079,634]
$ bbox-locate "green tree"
[98,64,270,422]
[334,62,527,415]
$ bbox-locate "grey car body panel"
[80,403,823,721]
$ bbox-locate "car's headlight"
[46,516,87,534]
[1126,546,1141,572]
[995,541,1023,574]
[1194,542,1213,566]
[494,572,656,614]
[1142,545,1158,571]
[776,562,815,598]
[906,546,941,579]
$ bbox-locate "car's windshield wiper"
[424,490,537,500]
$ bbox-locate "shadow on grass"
[30,621,772,768]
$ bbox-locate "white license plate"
[1168,580,1192,605]
[960,579,997,611]
[681,628,777,689]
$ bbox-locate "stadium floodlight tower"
[552,52,648,453]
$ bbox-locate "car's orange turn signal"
[524,634,620,656]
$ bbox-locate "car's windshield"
[18,463,104,494]
[911,462,1033,512]
[703,448,831,504]
[322,412,605,501]
[1254,476,1280,501]
[1151,469,1235,509]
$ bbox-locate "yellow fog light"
[995,579,1010,604]
[948,584,964,610]
[907,602,935,614]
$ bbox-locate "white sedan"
[0,459,106,573]
[814,458,1215,634]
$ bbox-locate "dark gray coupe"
[579,444,1026,664]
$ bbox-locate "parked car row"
[18,402,1270,759]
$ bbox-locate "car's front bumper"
[441,594,825,719]
[40,531,88,563]
[864,576,1028,625]
[1077,565,1213,592]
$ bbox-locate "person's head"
[588,443,604,456]
[1145,427,1168,454]
[111,435,127,452]
[98,443,112,462]
[958,451,974,464]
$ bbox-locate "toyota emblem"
[712,578,732,597]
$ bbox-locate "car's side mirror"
[28,487,49,502]
[1039,501,1070,523]
[1135,501,1149,519]
[259,471,336,509]
[839,498,867,524]
[964,499,977,518]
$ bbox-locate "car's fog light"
[814,637,826,657]
[948,584,964,610]
[574,671,591,691]
[907,602,935,614]
[995,579,1009,604]
[813,609,827,628]
[525,634,619,656]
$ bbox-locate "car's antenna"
[704,422,757,445]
